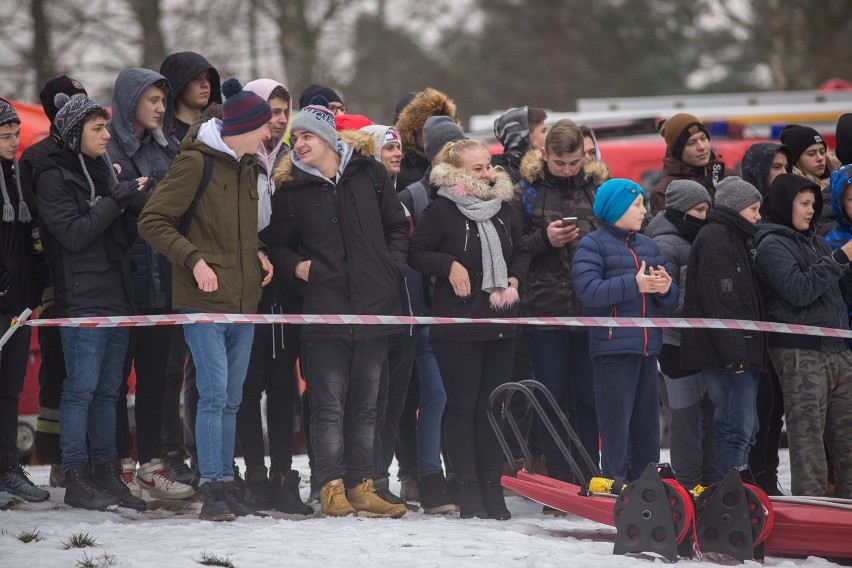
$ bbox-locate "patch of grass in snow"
[63,531,97,549]
[16,528,43,543]
[75,552,117,567]
[197,551,236,567]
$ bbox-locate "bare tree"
[126,0,167,70]
[257,0,358,94]
[31,0,57,98]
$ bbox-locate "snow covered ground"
[0,449,842,568]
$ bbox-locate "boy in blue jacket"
[571,179,678,481]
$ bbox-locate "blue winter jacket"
[571,222,678,359]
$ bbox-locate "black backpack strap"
[179,152,214,236]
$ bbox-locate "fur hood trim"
[519,148,610,186]
[430,163,514,202]
[339,130,377,159]
[273,132,376,186]
[394,88,457,155]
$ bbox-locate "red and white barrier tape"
[20,312,852,339]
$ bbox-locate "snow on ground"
[0,450,842,568]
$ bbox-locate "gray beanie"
[289,96,339,149]
[360,124,401,161]
[665,179,711,213]
[424,115,464,160]
[713,176,762,211]
[54,93,105,153]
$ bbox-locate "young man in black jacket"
[263,98,409,518]
[37,94,149,511]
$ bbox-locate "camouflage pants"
[769,348,852,498]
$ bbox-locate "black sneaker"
[92,461,147,511]
[161,451,195,486]
[374,475,419,512]
[199,481,236,522]
[270,470,313,515]
[0,466,50,502]
[64,464,120,511]
[223,480,266,517]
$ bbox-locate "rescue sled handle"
[487,380,600,493]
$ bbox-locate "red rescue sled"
[502,470,852,559]
[489,381,852,561]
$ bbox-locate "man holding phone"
[512,119,609,504]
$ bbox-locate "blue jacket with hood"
[108,67,178,310]
[571,222,678,359]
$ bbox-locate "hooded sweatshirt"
[159,52,222,145]
[108,67,176,310]
[491,107,530,184]
[740,142,792,216]
[754,173,851,352]
[244,78,291,231]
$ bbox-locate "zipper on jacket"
[609,306,616,339]
[496,217,512,246]
[464,220,470,252]
[625,236,649,356]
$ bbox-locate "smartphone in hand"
[562,216,578,228]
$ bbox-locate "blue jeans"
[526,329,599,479]
[703,369,759,482]
[301,338,387,488]
[413,326,447,475]
[182,321,255,485]
[60,327,130,472]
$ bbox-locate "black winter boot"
[92,461,147,511]
[418,472,456,514]
[457,475,487,519]
[64,464,120,511]
[224,480,266,517]
[243,466,271,510]
[480,477,511,520]
[199,481,235,521]
[270,470,314,515]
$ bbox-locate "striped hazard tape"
[18,312,852,340]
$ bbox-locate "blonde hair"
[435,138,489,167]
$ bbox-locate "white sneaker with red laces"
[137,459,194,500]
[120,458,143,499]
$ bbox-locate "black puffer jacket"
[680,207,766,373]
[408,164,530,342]
[36,150,142,317]
[754,173,852,352]
[263,140,409,340]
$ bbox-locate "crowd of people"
[1,50,851,522]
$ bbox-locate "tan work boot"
[320,479,356,517]
[347,478,407,518]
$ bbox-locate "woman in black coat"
[408,139,530,520]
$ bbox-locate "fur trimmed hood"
[273,131,376,186]
[339,129,377,159]
[394,88,457,155]
[519,148,610,186]
[430,163,514,202]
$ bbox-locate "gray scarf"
[1,159,31,223]
[438,187,507,293]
